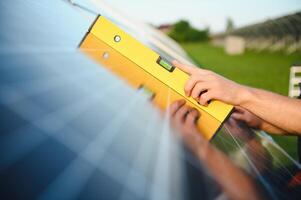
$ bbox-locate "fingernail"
[179,99,185,104]
[201,101,208,106]
[197,101,207,107]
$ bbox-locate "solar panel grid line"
[243,140,291,172]
[27,53,151,108]
[0,84,111,142]
[39,91,152,200]
[0,71,105,105]
[143,89,186,200]
[1,57,112,86]
[0,72,128,127]
[118,103,164,199]
[0,126,50,170]
[29,89,115,133]
[149,88,173,200]
[162,89,188,200]
[257,132,301,169]
[242,145,274,171]
[212,128,240,156]
[0,67,148,170]
[0,87,93,167]
[101,112,183,199]
[0,85,159,199]
[19,60,146,126]
[0,87,49,123]
[223,125,279,200]
[261,152,295,183]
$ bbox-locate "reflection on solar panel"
[0,0,300,199]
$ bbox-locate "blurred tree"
[173,20,190,32]
[226,17,235,32]
[168,20,209,42]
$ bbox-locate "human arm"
[169,100,264,200]
[232,106,287,135]
[173,60,301,135]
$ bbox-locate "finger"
[184,75,200,97]
[174,105,190,123]
[191,82,209,99]
[198,91,213,106]
[172,60,197,75]
[234,106,245,113]
[231,112,246,122]
[185,108,200,126]
[169,99,186,117]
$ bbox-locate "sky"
[104,0,301,33]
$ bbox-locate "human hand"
[172,60,248,106]
[168,99,208,155]
[225,116,256,142]
[231,106,262,129]
[231,106,287,135]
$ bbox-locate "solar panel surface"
[0,0,300,199]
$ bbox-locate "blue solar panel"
[1,0,300,199]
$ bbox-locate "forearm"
[240,87,301,135]
[196,144,263,200]
[260,120,288,135]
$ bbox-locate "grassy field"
[181,42,301,159]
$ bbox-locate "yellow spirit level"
[79,15,233,140]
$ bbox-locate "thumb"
[172,60,196,75]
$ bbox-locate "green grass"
[181,42,301,159]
